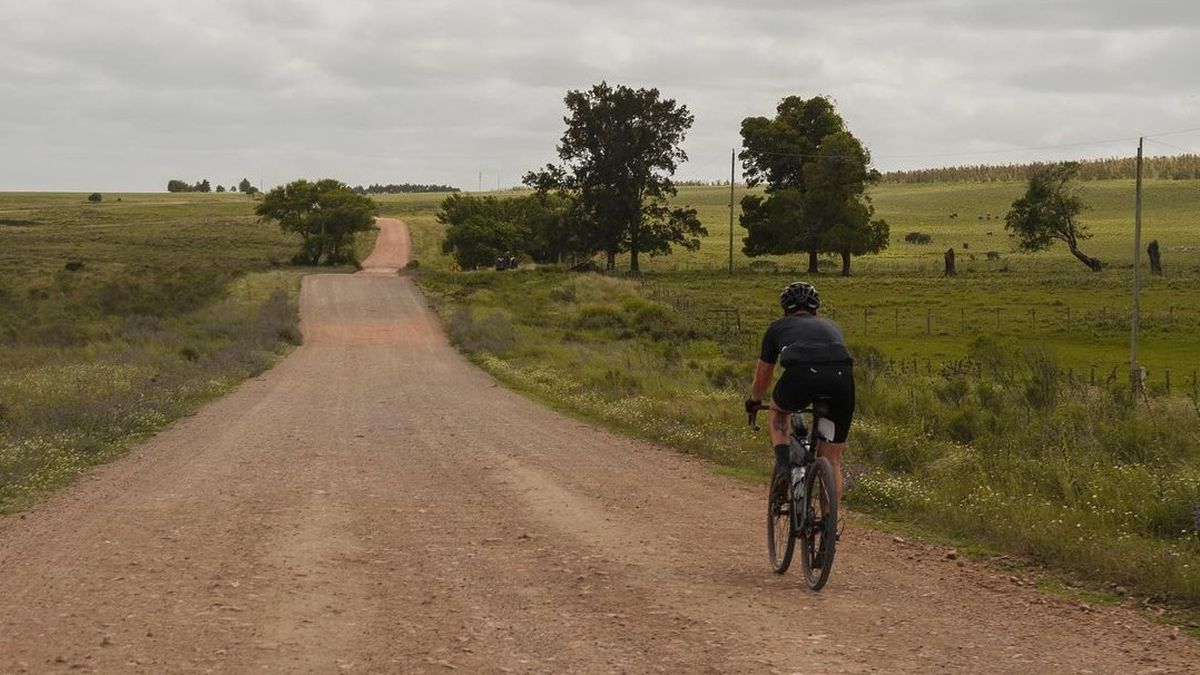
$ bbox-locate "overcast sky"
[2,0,1198,191]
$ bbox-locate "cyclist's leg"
[814,363,855,505]
[766,404,791,446]
[815,441,846,503]
[769,369,805,483]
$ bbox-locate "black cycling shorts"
[771,362,855,443]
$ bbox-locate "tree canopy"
[437,192,580,269]
[524,82,705,272]
[739,95,888,275]
[255,179,378,266]
[166,178,212,193]
[1004,162,1102,272]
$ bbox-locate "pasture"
[395,180,1200,382]
[407,179,1200,608]
[0,192,308,510]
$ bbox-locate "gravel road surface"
[1,218,1195,673]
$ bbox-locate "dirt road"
[1,219,1196,673]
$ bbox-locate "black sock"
[773,444,790,468]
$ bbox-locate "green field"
[4,184,1198,608]
[0,192,313,510]
[394,181,1200,384]
[407,180,1200,609]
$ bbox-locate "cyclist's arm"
[750,359,775,402]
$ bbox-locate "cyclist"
[744,281,855,505]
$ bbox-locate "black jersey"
[759,312,853,367]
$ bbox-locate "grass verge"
[415,267,1200,609]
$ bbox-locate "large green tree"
[524,82,705,272]
[1004,162,1102,272]
[437,192,583,269]
[256,179,378,266]
[739,95,888,275]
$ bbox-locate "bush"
[904,232,933,244]
[447,306,516,355]
[87,193,102,203]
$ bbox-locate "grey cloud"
[1,0,1198,190]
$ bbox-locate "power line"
[1144,137,1196,154]
[1144,124,1200,139]
[747,135,1140,163]
[746,124,1200,164]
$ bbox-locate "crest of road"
[1,218,1195,672]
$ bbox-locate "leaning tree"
[524,82,705,272]
[1004,162,1102,272]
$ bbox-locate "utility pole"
[728,148,735,276]
[478,172,482,192]
[1131,136,1144,393]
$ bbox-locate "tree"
[739,95,887,274]
[437,193,531,269]
[524,82,705,272]
[238,178,258,195]
[215,185,226,193]
[805,131,889,276]
[255,179,378,266]
[437,192,583,269]
[167,179,190,193]
[87,192,102,203]
[1004,162,1101,271]
[194,179,211,193]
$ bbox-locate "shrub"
[87,193,102,203]
[575,302,625,330]
[447,306,516,355]
[904,232,933,244]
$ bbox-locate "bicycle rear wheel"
[766,476,795,573]
[799,456,837,590]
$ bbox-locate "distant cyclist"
[744,281,855,504]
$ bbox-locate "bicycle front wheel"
[799,456,838,590]
[766,475,795,573]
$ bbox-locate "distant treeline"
[883,154,1200,183]
[353,183,460,194]
[167,178,258,194]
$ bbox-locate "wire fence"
[633,279,1200,402]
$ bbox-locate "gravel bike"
[750,400,838,590]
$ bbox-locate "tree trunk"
[630,247,640,273]
[1067,243,1103,272]
[807,249,819,274]
[944,248,956,277]
[605,251,616,272]
[840,251,851,277]
[1148,239,1163,276]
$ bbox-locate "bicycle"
[750,400,838,590]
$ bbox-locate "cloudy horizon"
[2,0,1198,192]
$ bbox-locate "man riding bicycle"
[744,281,855,504]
